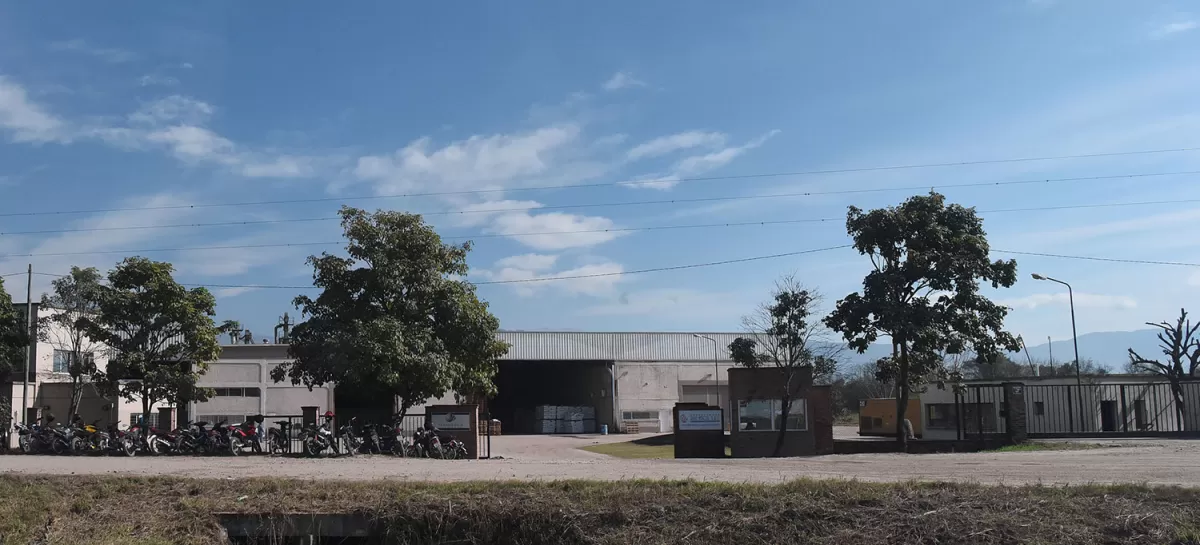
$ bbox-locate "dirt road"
[4,434,1198,485]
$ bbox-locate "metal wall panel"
[497,331,742,362]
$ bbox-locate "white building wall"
[615,360,737,432]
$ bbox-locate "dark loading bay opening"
[489,360,613,434]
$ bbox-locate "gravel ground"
[4,433,1198,486]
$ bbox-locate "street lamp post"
[693,334,721,412]
[1032,273,1085,431]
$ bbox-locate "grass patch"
[580,441,676,459]
[580,434,732,459]
[991,441,1108,453]
[2,475,1200,544]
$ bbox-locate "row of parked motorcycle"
[12,412,470,459]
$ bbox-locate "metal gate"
[952,385,1008,441]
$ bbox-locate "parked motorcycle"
[302,412,347,457]
[267,420,292,456]
[230,420,262,455]
[70,416,109,455]
[13,421,52,454]
[106,422,137,457]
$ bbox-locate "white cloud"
[147,125,236,162]
[487,210,625,251]
[627,131,726,160]
[0,76,67,143]
[621,129,780,190]
[138,74,180,87]
[238,155,315,178]
[130,96,213,125]
[1000,292,1138,310]
[214,287,258,298]
[479,257,625,297]
[50,39,138,63]
[603,71,645,91]
[580,288,742,318]
[494,253,559,271]
[354,126,581,194]
[1150,20,1198,39]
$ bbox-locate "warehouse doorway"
[489,360,613,434]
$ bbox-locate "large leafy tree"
[728,275,839,457]
[38,267,105,419]
[0,276,29,381]
[273,206,509,418]
[1127,308,1200,431]
[82,258,221,418]
[824,192,1020,448]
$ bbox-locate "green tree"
[272,206,509,418]
[82,258,221,418]
[824,192,1020,449]
[0,276,29,381]
[1127,308,1200,431]
[38,267,104,420]
[728,275,839,457]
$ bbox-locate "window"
[52,350,94,374]
[245,387,261,397]
[622,411,657,420]
[1034,402,1045,416]
[926,404,957,429]
[926,403,997,432]
[737,399,807,431]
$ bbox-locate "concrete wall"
[615,360,737,432]
[192,353,335,422]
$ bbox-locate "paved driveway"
[4,435,1197,486]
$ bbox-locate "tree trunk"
[774,395,790,457]
[68,378,83,422]
[1170,380,1200,432]
[896,342,910,451]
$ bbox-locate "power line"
[2,195,1199,257]
[25,246,1200,293]
[2,170,1199,238]
[991,250,1200,267]
[1,147,1198,218]
[30,244,855,289]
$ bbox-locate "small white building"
[4,303,167,447]
[189,344,334,424]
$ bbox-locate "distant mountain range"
[840,329,1165,371]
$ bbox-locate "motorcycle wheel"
[304,439,320,457]
[70,437,86,455]
[18,435,31,454]
[456,445,468,459]
[229,437,243,456]
[391,440,407,458]
[342,437,356,457]
[269,435,285,456]
[122,437,137,457]
[147,437,162,456]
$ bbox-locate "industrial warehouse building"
[192,331,742,433]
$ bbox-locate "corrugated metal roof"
[496,331,744,362]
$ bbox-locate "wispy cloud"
[1150,20,1198,39]
[603,71,646,91]
[627,131,726,161]
[138,74,180,87]
[621,129,780,190]
[999,292,1138,310]
[0,76,67,143]
[49,39,138,63]
[477,255,625,297]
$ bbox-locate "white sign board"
[678,409,723,431]
[430,412,471,430]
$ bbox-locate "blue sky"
[0,1,1199,345]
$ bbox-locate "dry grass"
[992,441,1110,453]
[2,475,1200,544]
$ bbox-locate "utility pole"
[21,264,31,425]
[1047,336,1053,376]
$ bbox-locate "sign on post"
[430,412,471,430]
[678,409,723,431]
